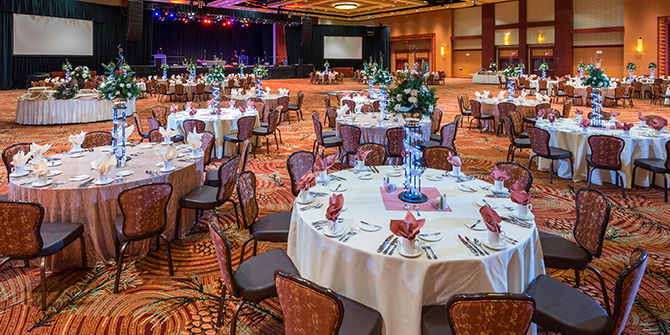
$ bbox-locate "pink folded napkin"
[547,113,556,123]
[170,104,178,113]
[447,151,462,167]
[648,116,668,131]
[189,108,197,116]
[537,109,545,118]
[575,108,584,115]
[325,194,344,222]
[185,101,192,109]
[615,122,634,131]
[638,112,646,121]
[247,101,256,109]
[509,181,525,193]
[510,182,531,205]
[579,118,591,128]
[298,171,316,191]
[355,149,372,162]
[609,111,620,118]
[479,205,502,233]
[491,165,510,181]
[239,106,247,113]
[314,155,337,173]
[390,211,426,240]
[207,99,213,106]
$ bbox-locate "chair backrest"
[606,248,648,335]
[587,111,611,121]
[503,117,517,145]
[147,129,162,143]
[446,293,535,335]
[535,103,551,115]
[238,138,252,175]
[494,161,533,192]
[325,106,338,128]
[339,125,362,153]
[296,91,304,108]
[422,146,456,171]
[341,100,356,112]
[312,112,325,146]
[461,94,470,109]
[208,221,238,297]
[614,86,624,98]
[216,155,241,203]
[440,123,458,149]
[526,127,551,157]
[0,201,44,257]
[118,183,173,237]
[236,171,259,229]
[220,95,232,102]
[200,131,215,166]
[632,81,642,91]
[275,270,344,335]
[152,106,168,126]
[497,102,517,121]
[665,141,670,171]
[431,107,444,133]
[508,111,524,136]
[587,135,625,168]
[266,110,281,133]
[287,151,316,197]
[573,188,611,259]
[457,96,465,113]
[565,85,575,96]
[324,95,331,109]
[356,143,387,166]
[133,114,145,137]
[183,119,206,134]
[236,115,257,141]
[539,80,548,89]
[175,84,185,94]
[386,127,405,157]
[562,101,572,118]
[147,117,161,131]
[373,100,380,114]
[360,105,373,114]
[196,83,205,94]
[469,100,482,118]
[2,143,31,182]
[82,131,112,148]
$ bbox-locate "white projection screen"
[13,14,93,56]
[323,36,362,59]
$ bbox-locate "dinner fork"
[420,242,432,260]
[339,228,354,241]
[343,228,359,242]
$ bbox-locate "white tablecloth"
[535,118,670,188]
[16,98,136,125]
[477,98,544,131]
[472,74,501,84]
[335,114,431,145]
[288,166,544,334]
[527,80,559,96]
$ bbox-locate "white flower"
[410,89,418,96]
[394,104,402,111]
[404,89,411,94]
[396,94,402,100]
[115,91,120,95]
[408,97,418,104]
[126,84,131,88]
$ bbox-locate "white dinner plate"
[417,229,442,242]
[323,226,346,238]
[139,144,154,149]
[329,184,347,192]
[359,220,382,232]
[483,240,508,250]
[32,179,53,187]
[9,170,30,178]
[177,153,186,158]
[386,171,402,177]
[296,196,316,205]
[426,175,444,182]
[70,175,90,181]
[398,247,423,258]
[115,170,134,177]
[92,178,114,185]
[47,170,62,177]
[159,166,176,172]
[463,219,487,231]
[68,153,85,159]
[358,173,374,180]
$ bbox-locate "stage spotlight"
[154,11,159,17]
[169,12,175,18]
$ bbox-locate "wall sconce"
[537,33,544,43]
[440,44,445,56]
[637,37,643,52]
[504,33,510,45]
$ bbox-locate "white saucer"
[177,153,186,158]
[512,210,535,221]
[92,178,114,185]
[159,166,176,172]
[483,240,508,250]
[316,175,330,183]
[99,146,111,152]
[458,184,477,192]
[47,170,62,177]
[353,166,368,173]
[329,184,347,192]
[426,175,444,182]
[189,154,204,159]
[323,226,346,238]
[386,171,402,177]
[9,170,30,178]
[398,247,423,258]
[476,199,497,209]
[32,179,53,187]
[69,148,83,153]
[47,161,63,167]
[70,175,90,181]
[296,196,316,205]
[448,171,467,178]
[490,187,510,195]
[463,219,487,231]
[69,153,85,158]
[115,170,134,177]
[359,220,382,232]
[358,173,374,180]
[139,144,154,149]
[417,229,442,242]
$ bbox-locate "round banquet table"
[341,95,380,111]
[231,93,282,122]
[168,108,260,159]
[287,166,545,334]
[8,144,203,271]
[477,98,544,131]
[335,114,431,145]
[535,118,670,188]
[527,79,559,96]
[16,95,136,126]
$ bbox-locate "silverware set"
[310,191,329,197]
[368,166,380,174]
[360,220,381,229]
[145,170,160,177]
[376,235,395,253]
[501,216,533,228]
[300,203,323,211]
[311,218,343,230]
[338,227,359,242]
[420,241,438,260]
[458,234,487,256]
[77,178,94,188]
[330,175,346,181]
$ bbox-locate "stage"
[130,65,302,79]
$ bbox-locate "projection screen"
[13,14,94,56]
[323,36,362,59]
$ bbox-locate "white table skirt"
[472,74,501,84]
[335,114,431,146]
[528,80,558,96]
[288,167,544,334]
[16,98,136,125]
[536,118,670,188]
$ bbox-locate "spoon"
[413,204,421,216]
[473,238,490,255]
[404,204,409,211]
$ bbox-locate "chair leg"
[113,241,130,293]
[574,268,581,287]
[569,157,574,180]
[40,257,47,309]
[156,235,160,251]
[175,208,183,241]
[253,240,258,256]
[216,285,228,326]
[549,160,554,184]
[587,167,593,188]
[664,174,668,203]
[274,133,280,150]
[230,300,244,335]
[227,200,241,229]
[160,234,174,276]
[619,172,626,199]
[632,166,637,188]
[79,235,87,268]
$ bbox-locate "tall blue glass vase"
[399,122,427,203]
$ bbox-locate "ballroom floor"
[0,78,668,334]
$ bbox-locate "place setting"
[388,211,438,259]
[313,154,337,185]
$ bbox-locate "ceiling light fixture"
[333,2,359,10]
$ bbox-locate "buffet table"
[472,73,501,84]
[288,166,544,334]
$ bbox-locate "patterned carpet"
[0,78,669,334]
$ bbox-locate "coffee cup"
[318,170,329,182]
[494,180,504,192]
[11,165,25,176]
[327,219,340,234]
[71,143,82,152]
[164,160,173,170]
[488,230,507,247]
[298,190,309,202]
[38,173,48,184]
[401,237,419,254]
[356,160,365,170]
[452,166,461,176]
[517,203,532,218]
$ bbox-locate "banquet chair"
[622,86,634,107]
[309,72,315,84]
[157,83,174,102]
[496,102,517,136]
[586,135,626,198]
[324,95,334,110]
[468,100,494,133]
[325,106,338,128]
[509,111,528,138]
[341,99,356,113]
[431,107,444,135]
[604,87,625,108]
[82,131,112,148]
[200,131,215,166]
[356,143,387,167]
[527,126,574,184]
[182,119,206,134]
[649,85,661,105]
[0,200,85,309]
[632,81,643,99]
[566,85,583,105]
[336,92,344,105]
[312,111,336,138]
[339,125,362,169]
[456,96,471,127]
[179,155,241,231]
[386,127,405,165]
[252,109,280,154]
[538,80,549,95]
[561,100,573,118]
[226,78,235,94]
[276,96,291,124]
[152,106,168,126]
[184,102,201,110]
[274,270,383,335]
[421,293,535,335]
[287,150,316,197]
[237,171,292,260]
[524,248,647,335]
[147,129,162,143]
[207,221,299,333]
[587,111,611,121]
[539,188,611,289]
[2,143,31,182]
[312,112,342,157]
[360,105,373,114]
[223,115,256,155]
[205,138,250,188]
[554,81,568,103]
[287,91,305,121]
[373,100,380,114]
[632,140,670,202]
[132,114,151,142]
[422,146,457,171]
[523,103,552,126]
[113,183,173,293]
[174,84,187,102]
[493,161,533,192]
[421,121,458,151]
[220,95,232,105]
[194,83,205,101]
[147,117,161,131]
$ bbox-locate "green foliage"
[97,62,141,101]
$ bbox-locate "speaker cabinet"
[301,17,312,47]
[127,0,144,42]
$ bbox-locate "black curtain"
[0,0,154,90]
[286,25,390,71]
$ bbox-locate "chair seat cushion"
[430,133,441,142]
[517,132,529,138]
[179,185,219,210]
[538,231,590,270]
[523,117,537,124]
[234,248,299,302]
[524,274,608,335]
[259,122,268,128]
[223,134,243,143]
[253,127,269,135]
[323,136,343,147]
[204,169,218,187]
[420,140,440,150]
[421,305,453,335]
[548,147,572,159]
[514,138,531,147]
[288,104,299,110]
[339,295,384,335]
[479,114,495,119]
[633,158,669,174]
[322,130,336,138]
[37,223,84,257]
[570,95,583,98]
[173,135,184,143]
[251,212,291,242]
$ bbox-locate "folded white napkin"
[497,91,506,100]
[32,157,50,177]
[69,131,86,146]
[521,90,528,98]
[159,127,179,141]
[91,154,116,176]
[154,145,178,163]
[265,87,271,94]
[29,143,51,157]
[113,125,135,142]
[535,93,550,102]
[187,131,203,151]
[483,90,490,98]
[11,151,31,167]
[474,91,481,99]
[337,105,350,116]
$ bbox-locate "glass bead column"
[542,70,546,80]
[399,123,427,203]
[650,68,655,80]
[163,69,167,80]
[325,66,329,75]
[368,78,375,97]
[256,78,263,97]
[189,70,196,82]
[579,68,584,79]
[65,70,71,82]
[591,89,603,127]
[629,70,634,82]
[212,83,220,110]
[379,85,388,118]
[112,101,128,167]
[507,78,515,102]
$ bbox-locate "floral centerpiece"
[253,63,268,96]
[626,61,636,82]
[187,61,197,81]
[516,62,525,76]
[489,62,498,71]
[583,62,609,127]
[648,62,657,79]
[160,62,169,79]
[363,62,378,78]
[72,65,91,87]
[578,61,587,78]
[538,62,549,80]
[372,68,393,86]
[206,65,226,110]
[54,81,77,100]
[388,63,438,121]
[62,59,73,82]
[404,62,409,71]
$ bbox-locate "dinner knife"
[388,240,399,255]
[464,236,488,256]
[77,178,94,188]
[383,237,398,255]
[376,235,394,253]
[426,244,438,259]
[458,234,479,256]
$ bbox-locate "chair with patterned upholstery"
[81,131,112,148]
[312,111,336,139]
[493,161,533,192]
[0,200,85,309]
[147,129,162,143]
[527,126,574,184]
[431,107,443,135]
[468,100,494,132]
[276,96,291,124]
[324,95,334,110]
[204,138,250,188]
[538,188,611,290]
[113,183,173,293]
[132,114,151,142]
[372,100,380,114]
[253,110,281,154]
[422,146,457,171]
[180,155,241,230]
[147,117,161,131]
[152,106,168,126]
[223,115,256,155]
[287,151,316,197]
[604,86,625,108]
[360,105,373,114]
[339,125,362,169]
[237,171,292,260]
[508,111,528,138]
[174,84,187,102]
[325,106,338,128]
[356,143,387,167]
[2,143,31,182]
[586,135,626,198]
[287,91,305,121]
[340,99,356,113]
[525,247,647,335]
[457,96,471,128]
[312,112,342,157]
[561,100,573,118]
[183,119,206,134]
[496,102,517,136]
[386,127,405,165]
[185,102,201,110]
[421,293,535,335]
[274,270,383,335]
[632,140,670,202]
[503,117,531,162]
[566,85,583,105]
[199,131,215,166]
[421,122,458,151]
[208,221,299,333]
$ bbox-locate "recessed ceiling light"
[333,2,359,10]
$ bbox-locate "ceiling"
[146,0,511,21]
